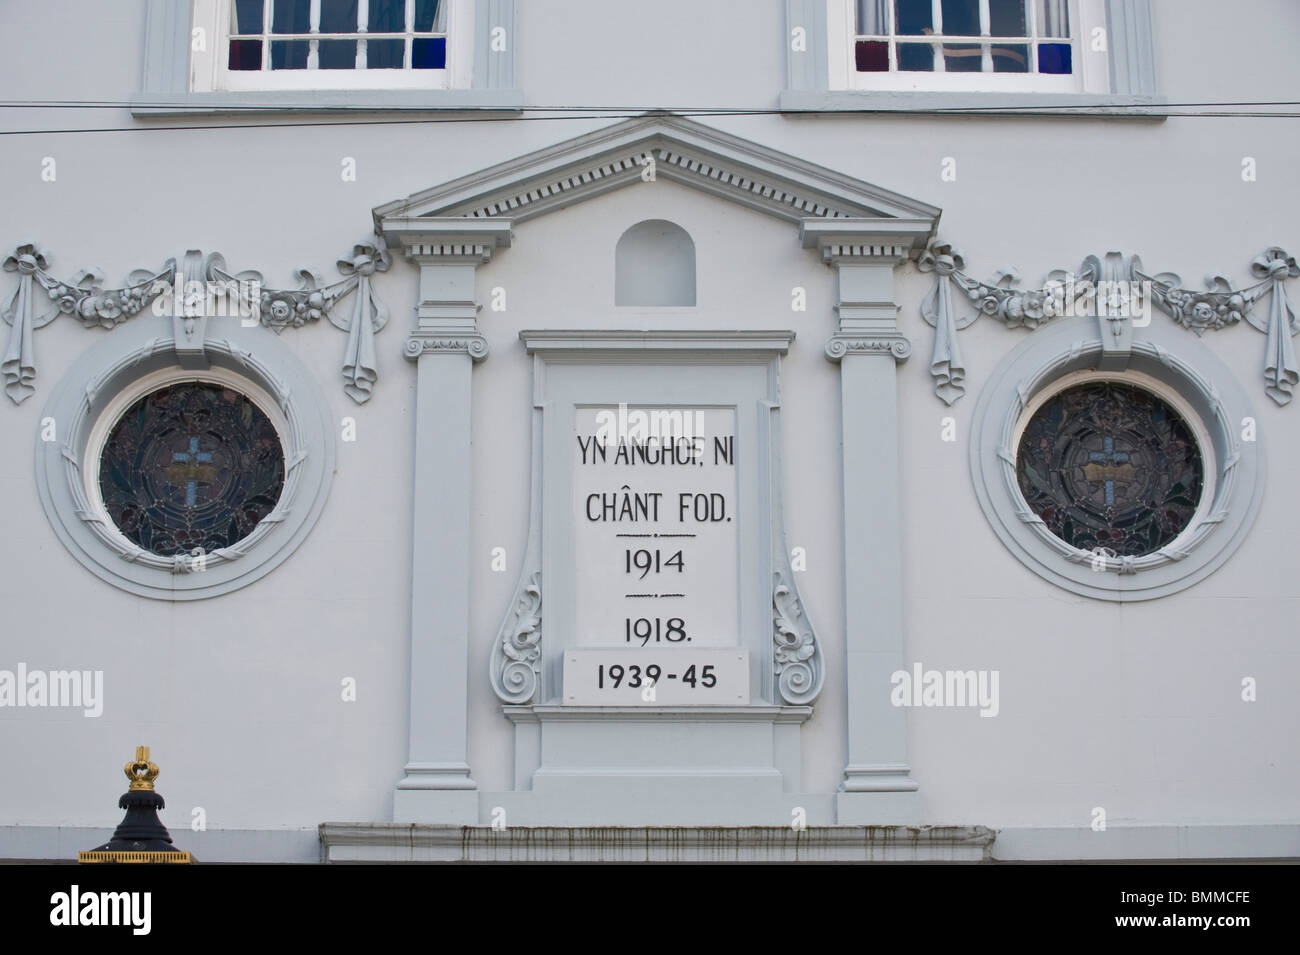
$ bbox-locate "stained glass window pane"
[229,39,263,70]
[1016,382,1203,557]
[412,36,446,68]
[1037,41,1072,73]
[855,39,890,71]
[98,383,285,558]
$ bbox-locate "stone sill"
[779,89,1170,119]
[129,88,525,117]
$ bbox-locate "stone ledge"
[318,824,996,863]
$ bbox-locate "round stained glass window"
[97,382,285,557]
[1015,381,1204,557]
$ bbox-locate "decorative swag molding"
[6,235,1296,410]
[916,242,1299,407]
[2,239,391,406]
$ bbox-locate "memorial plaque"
[573,405,739,651]
[563,649,750,705]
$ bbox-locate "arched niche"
[615,219,697,306]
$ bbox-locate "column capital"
[403,332,489,362]
[378,216,514,265]
[800,217,932,266]
[825,332,912,364]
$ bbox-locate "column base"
[394,762,478,822]
[393,789,479,825]
[396,762,476,790]
[839,763,919,792]
[835,791,921,825]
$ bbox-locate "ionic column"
[381,217,511,823]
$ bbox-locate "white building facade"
[1,0,1297,863]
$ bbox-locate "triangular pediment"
[373,114,941,236]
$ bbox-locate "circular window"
[36,317,335,600]
[969,315,1264,602]
[96,382,286,557]
[1014,381,1204,557]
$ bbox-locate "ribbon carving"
[914,239,1099,405]
[333,241,391,403]
[2,243,174,404]
[1253,248,1298,405]
[917,243,970,406]
[1137,246,1299,406]
[205,236,393,404]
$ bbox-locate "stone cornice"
[372,114,942,230]
[800,218,934,260]
[380,217,513,264]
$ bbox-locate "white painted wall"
[0,0,1296,845]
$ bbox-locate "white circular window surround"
[969,315,1265,601]
[36,315,335,600]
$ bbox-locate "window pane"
[896,41,934,70]
[1038,41,1071,73]
[991,43,1028,71]
[367,38,405,68]
[368,0,406,33]
[228,38,263,69]
[270,38,309,68]
[271,0,311,34]
[414,0,444,32]
[412,35,447,68]
[855,39,889,71]
[940,0,980,36]
[232,0,264,35]
[894,0,932,36]
[318,39,358,68]
[856,0,888,34]
[1038,0,1069,37]
[943,42,983,71]
[319,0,359,33]
[989,0,1027,36]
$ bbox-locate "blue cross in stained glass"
[1086,436,1131,507]
[168,436,215,507]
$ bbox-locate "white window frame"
[190,0,475,92]
[968,314,1264,602]
[827,0,1110,94]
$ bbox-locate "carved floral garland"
[2,239,391,406]
[917,242,1298,406]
